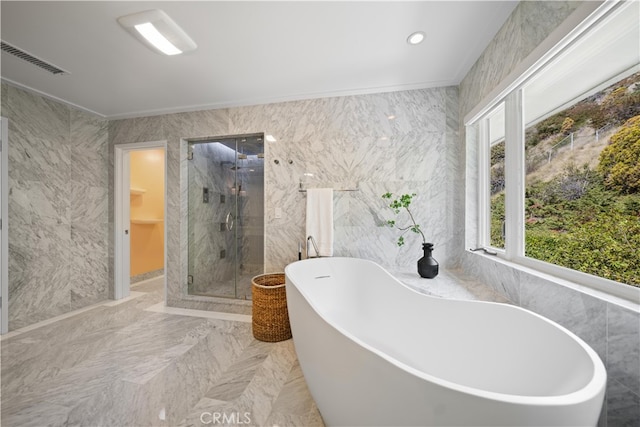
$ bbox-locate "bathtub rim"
[285,257,607,407]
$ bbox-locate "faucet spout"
[307,235,320,258]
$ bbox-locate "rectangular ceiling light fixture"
[117,9,196,56]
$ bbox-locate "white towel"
[306,188,333,257]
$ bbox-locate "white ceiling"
[0,1,518,119]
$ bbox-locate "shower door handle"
[225,212,234,231]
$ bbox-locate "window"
[484,104,506,249]
[469,1,640,300]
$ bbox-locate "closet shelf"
[130,218,163,225]
[130,187,147,195]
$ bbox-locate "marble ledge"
[145,302,252,323]
[388,268,511,304]
[467,251,640,313]
[1,291,148,341]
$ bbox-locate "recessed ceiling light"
[407,31,426,45]
[265,135,277,143]
[118,9,196,56]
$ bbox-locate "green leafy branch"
[382,192,426,246]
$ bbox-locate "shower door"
[187,135,264,299]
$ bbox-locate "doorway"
[186,134,264,299]
[1,117,8,334]
[129,149,165,283]
[114,141,167,301]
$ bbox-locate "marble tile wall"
[110,87,459,310]
[457,2,639,425]
[229,88,460,272]
[1,83,109,330]
[458,1,583,121]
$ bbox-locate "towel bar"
[298,182,359,192]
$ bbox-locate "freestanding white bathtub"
[285,257,606,427]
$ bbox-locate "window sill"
[466,249,640,313]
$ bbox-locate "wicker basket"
[251,273,292,342]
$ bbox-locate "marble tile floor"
[1,277,324,427]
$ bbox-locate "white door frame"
[1,117,8,334]
[114,140,167,300]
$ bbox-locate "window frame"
[467,0,640,303]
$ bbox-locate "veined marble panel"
[230,89,448,142]
[607,304,640,394]
[265,225,305,271]
[8,175,74,329]
[69,224,108,310]
[9,178,71,228]
[458,4,522,119]
[162,109,230,140]
[444,86,463,265]
[229,100,311,144]
[3,85,109,330]
[71,184,108,229]
[266,183,305,230]
[261,88,455,271]
[108,116,166,146]
[519,274,608,362]
[459,1,583,119]
[394,131,443,182]
[8,256,72,329]
[5,85,69,142]
[606,378,640,427]
[464,123,480,250]
[166,137,183,304]
[519,1,582,60]
[1,82,7,110]
[71,109,109,188]
[8,112,71,199]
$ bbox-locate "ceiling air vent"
[1,41,69,75]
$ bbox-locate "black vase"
[418,243,439,278]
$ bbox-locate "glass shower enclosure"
[187,134,264,299]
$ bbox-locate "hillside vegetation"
[492,72,640,287]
